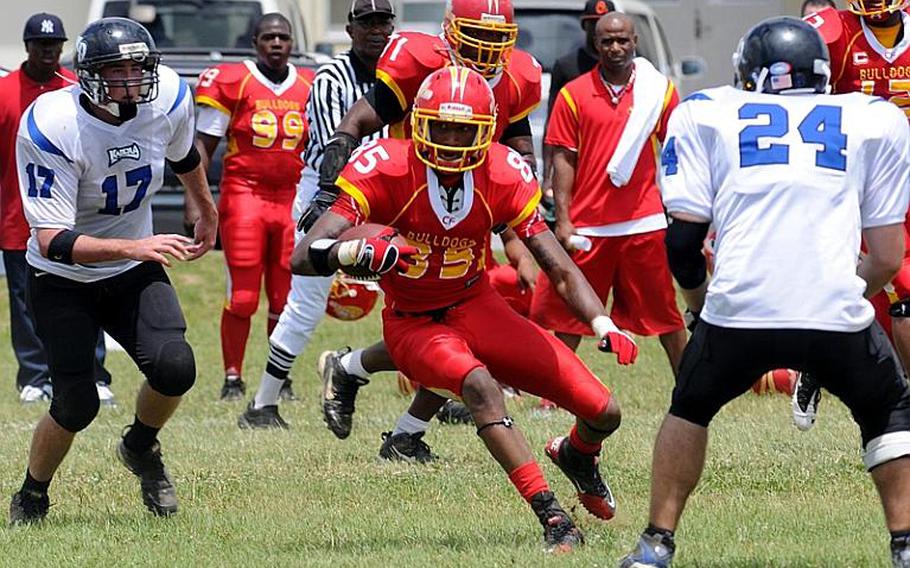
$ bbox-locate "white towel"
[606,57,669,187]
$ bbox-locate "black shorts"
[670,322,910,448]
[27,261,189,393]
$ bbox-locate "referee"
[237,0,394,428]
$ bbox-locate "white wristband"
[591,315,619,337]
[336,240,362,266]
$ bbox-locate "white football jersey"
[661,86,910,332]
[16,65,194,282]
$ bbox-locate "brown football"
[339,223,407,247]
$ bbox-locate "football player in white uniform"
[620,17,910,568]
[9,17,217,524]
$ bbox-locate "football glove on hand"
[318,131,359,191]
[298,188,339,232]
[684,309,701,332]
[336,235,418,278]
[597,330,638,365]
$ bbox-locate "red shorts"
[486,263,531,317]
[871,224,910,338]
[530,229,684,336]
[383,284,612,422]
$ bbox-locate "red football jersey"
[375,31,542,140]
[195,61,313,193]
[545,66,677,228]
[808,7,910,118]
[331,139,546,312]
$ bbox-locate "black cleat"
[378,431,437,463]
[117,440,178,517]
[894,534,910,568]
[220,375,246,401]
[279,379,298,402]
[530,491,584,554]
[792,371,822,432]
[238,401,289,430]
[9,490,49,525]
[435,399,474,425]
[318,348,368,439]
[545,436,615,520]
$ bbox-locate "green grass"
[0,253,887,566]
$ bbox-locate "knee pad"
[149,339,196,397]
[50,381,100,433]
[226,290,259,318]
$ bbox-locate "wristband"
[591,315,619,337]
[309,238,338,276]
[336,240,361,267]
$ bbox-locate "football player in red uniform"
[194,13,314,400]
[296,67,637,553]
[301,0,543,450]
[794,0,910,428]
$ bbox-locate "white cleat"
[791,372,821,432]
[19,384,52,404]
[96,382,117,407]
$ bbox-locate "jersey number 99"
[251,110,305,150]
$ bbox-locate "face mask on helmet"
[846,0,909,17]
[410,67,497,173]
[443,3,518,78]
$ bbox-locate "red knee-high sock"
[508,461,550,503]
[568,424,602,455]
[221,308,251,375]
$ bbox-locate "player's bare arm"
[860,223,905,298]
[524,229,638,363]
[551,146,577,250]
[335,97,386,142]
[175,160,218,259]
[35,228,196,268]
[501,228,537,291]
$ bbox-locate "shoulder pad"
[803,6,843,44]
[22,90,79,163]
[197,62,249,87]
[384,32,448,69]
[156,65,190,116]
[486,144,528,184]
[350,138,413,178]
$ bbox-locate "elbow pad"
[167,145,201,174]
[47,230,82,265]
[665,218,709,290]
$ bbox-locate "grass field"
[0,252,890,567]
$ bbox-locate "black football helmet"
[733,16,830,94]
[75,17,161,117]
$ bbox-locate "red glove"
[338,234,418,277]
[598,330,638,365]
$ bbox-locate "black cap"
[582,0,615,21]
[23,13,67,42]
[349,0,395,21]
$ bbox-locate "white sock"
[392,412,431,436]
[340,348,369,379]
[253,372,285,409]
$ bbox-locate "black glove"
[317,131,359,191]
[298,187,339,232]
[684,309,701,333]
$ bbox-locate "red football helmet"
[444,0,518,78]
[325,274,380,322]
[411,66,497,173]
[846,0,908,16]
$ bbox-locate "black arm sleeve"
[665,218,710,290]
[366,82,408,126]
[166,144,201,175]
[501,116,532,141]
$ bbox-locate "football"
[338,223,407,248]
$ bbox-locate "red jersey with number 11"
[807,7,910,118]
[331,139,547,313]
[195,61,314,193]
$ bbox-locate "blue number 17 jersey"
[660,85,910,332]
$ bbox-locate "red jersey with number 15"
[331,139,547,313]
[807,7,910,118]
[376,31,541,140]
[195,61,314,193]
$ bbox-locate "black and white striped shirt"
[303,50,389,171]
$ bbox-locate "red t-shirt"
[808,7,910,119]
[331,139,546,313]
[376,31,541,140]
[545,65,678,229]
[0,65,75,250]
[195,61,313,194]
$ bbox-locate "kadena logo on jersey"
[107,143,142,167]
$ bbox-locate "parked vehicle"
[86,0,328,234]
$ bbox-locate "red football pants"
[218,183,294,374]
[383,283,612,422]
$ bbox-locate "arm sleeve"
[195,104,230,138]
[861,103,910,228]
[544,88,579,152]
[166,79,196,161]
[16,118,80,230]
[659,103,714,220]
